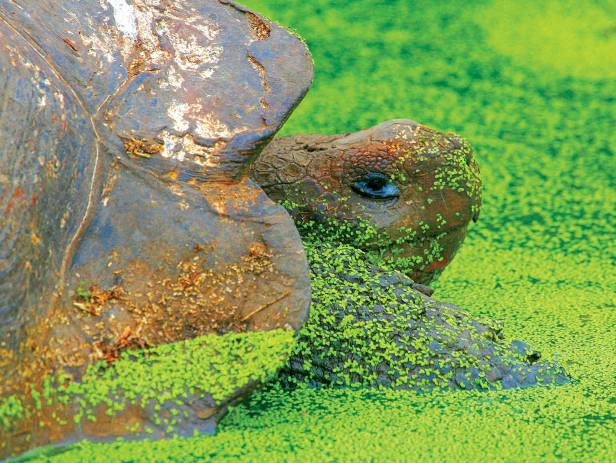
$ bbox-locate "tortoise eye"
[351,172,400,199]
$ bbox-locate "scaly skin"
[252,119,482,285]
[279,242,569,391]
[253,120,568,390]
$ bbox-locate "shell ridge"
[0,9,104,300]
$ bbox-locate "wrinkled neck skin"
[251,120,482,285]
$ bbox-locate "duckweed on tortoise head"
[281,201,447,278]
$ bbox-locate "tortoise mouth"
[360,223,469,284]
[410,225,469,283]
[411,224,467,255]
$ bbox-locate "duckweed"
[65,329,294,407]
[279,241,567,391]
[3,330,295,454]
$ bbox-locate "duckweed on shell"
[2,330,295,455]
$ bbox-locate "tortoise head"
[252,119,482,284]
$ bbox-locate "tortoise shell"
[0,0,312,457]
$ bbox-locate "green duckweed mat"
[19,0,615,461]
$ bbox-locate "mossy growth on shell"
[0,330,295,447]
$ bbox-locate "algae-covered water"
[22,0,615,461]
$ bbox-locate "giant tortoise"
[250,125,567,392]
[0,0,565,459]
